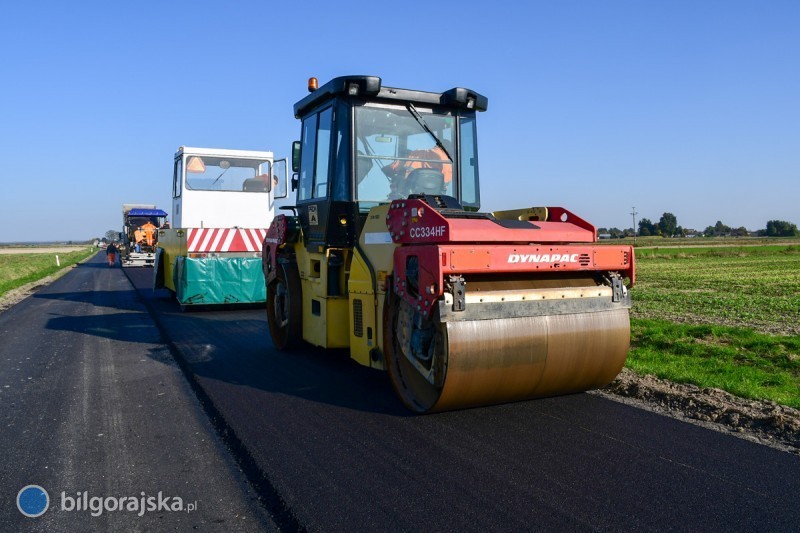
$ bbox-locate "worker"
[382,143,452,197]
[251,173,275,189]
[140,221,157,246]
[106,242,118,268]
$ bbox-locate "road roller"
[263,75,635,413]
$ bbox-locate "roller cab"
[264,76,634,413]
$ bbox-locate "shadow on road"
[44,311,163,345]
[161,310,409,416]
[35,289,142,312]
[113,262,410,415]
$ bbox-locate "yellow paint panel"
[348,248,376,367]
[156,229,187,292]
[492,206,549,222]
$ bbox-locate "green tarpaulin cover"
[174,256,266,305]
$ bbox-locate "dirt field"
[0,245,91,254]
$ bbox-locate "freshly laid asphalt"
[0,253,271,531]
[2,253,799,531]
[124,262,800,531]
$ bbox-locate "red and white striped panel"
[186,228,268,253]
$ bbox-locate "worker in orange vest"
[382,144,452,197]
[140,222,157,247]
[106,242,118,268]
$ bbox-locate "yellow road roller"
[263,76,635,413]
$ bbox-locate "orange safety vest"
[389,147,453,184]
[141,222,157,246]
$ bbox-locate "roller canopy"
[128,209,167,217]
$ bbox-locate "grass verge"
[629,318,800,408]
[0,248,97,298]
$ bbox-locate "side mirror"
[291,141,301,173]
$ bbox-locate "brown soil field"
[0,245,91,254]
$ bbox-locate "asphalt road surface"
[3,253,799,531]
[123,262,800,531]
[0,254,270,531]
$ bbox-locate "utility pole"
[630,207,638,246]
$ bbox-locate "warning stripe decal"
[186,228,267,252]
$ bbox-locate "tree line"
[598,213,799,239]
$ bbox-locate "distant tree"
[735,226,749,237]
[105,230,118,242]
[638,218,657,237]
[765,220,799,237]
[596,227,609,238]
[713,220,731,236]
[703,225,715,237]
[623,228,635,238]
[608,227,624,238]
[659,213,678,237]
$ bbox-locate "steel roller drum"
[389,307,630,413]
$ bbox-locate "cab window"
[313,107,333,198]
[354,104,455,210]
[297,113,318,201]
[298,107,335,201]
[173,158,183,198]
[459,116,479,210]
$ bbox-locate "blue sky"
[1,1,798,241]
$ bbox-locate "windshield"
[354,105,456,206]
[184,155,273,192]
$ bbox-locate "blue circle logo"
[17,485,50,517]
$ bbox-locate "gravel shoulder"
[0,265,82,313]
[597,369,800,455]
[0,245,91,254]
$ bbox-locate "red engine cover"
[386,199,635,315]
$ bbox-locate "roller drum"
[388,302,630,413]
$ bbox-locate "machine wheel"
[384,293,447,413]
[267,262,302,350]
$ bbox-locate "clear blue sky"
[1,1,798,241]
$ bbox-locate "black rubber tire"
[267,262,303,350]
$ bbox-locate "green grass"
[629,319,800,408]
[634,244,800,258]
[600,235,800,248]
[627,243,800,407]
[632,245,800,335]
[0,248,97,298]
